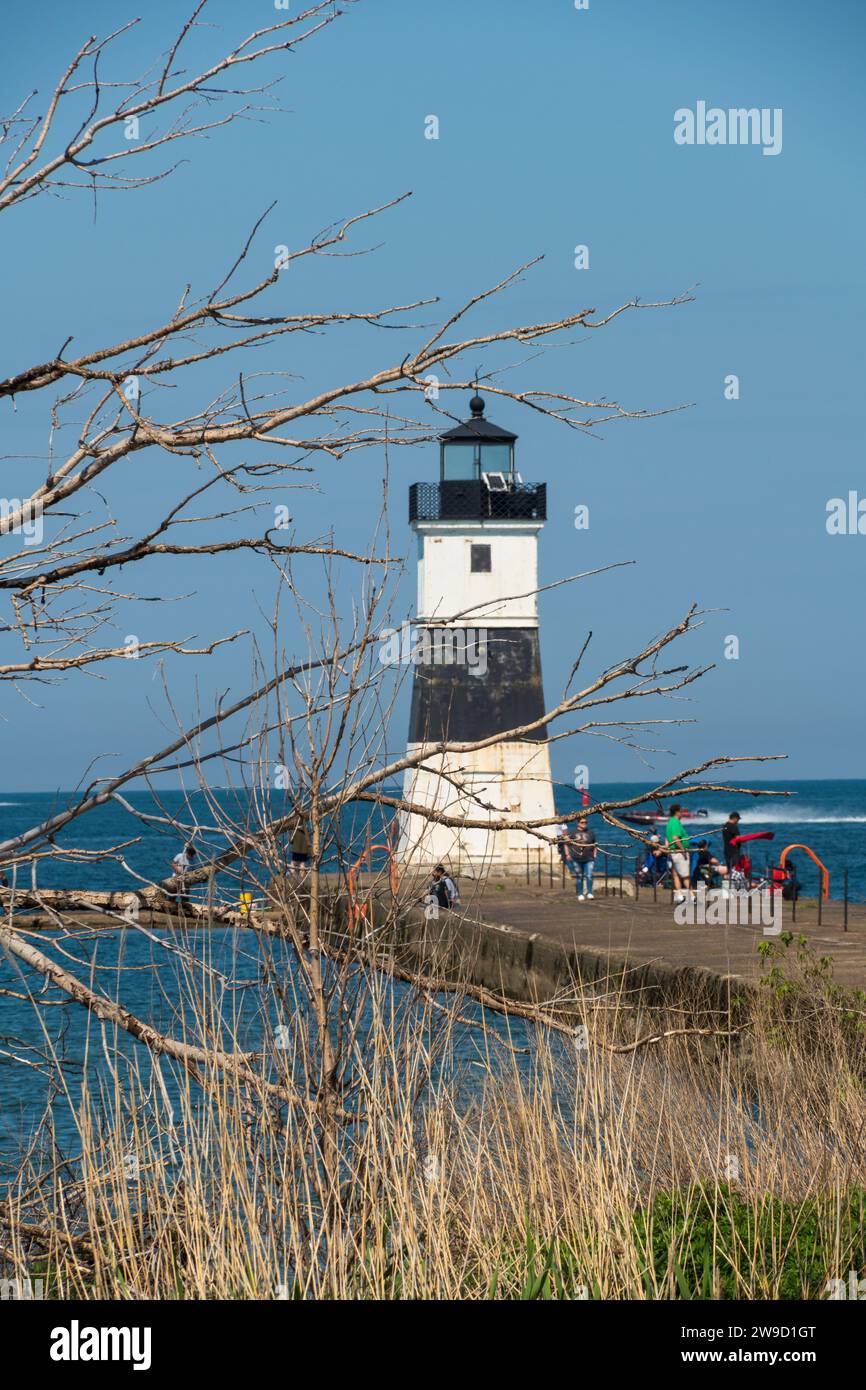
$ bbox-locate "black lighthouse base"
[408,627,548,745]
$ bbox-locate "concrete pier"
[5,879,865,1006]
[450,878,866,989]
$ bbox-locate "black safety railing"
[409,480,547,523]
[519,844,856,927]
[526,842,630,897]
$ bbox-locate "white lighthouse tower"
[397,396,556,874]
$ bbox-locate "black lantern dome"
[438,395,517,482]
[408,396,545,523]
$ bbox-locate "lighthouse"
[397,396,556,874]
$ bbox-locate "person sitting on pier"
[171,841,197,913]
[690,839,725,890]
[729,850,752,893]
[572,816,597,902]
[640,834,669,885]
[771,857,801,902]
[430,865,460,910]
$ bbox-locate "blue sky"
[1,0,864,791]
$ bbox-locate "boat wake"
[735,811,866,825]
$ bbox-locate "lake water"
[0,778,862,899]
[1,779,863,1169]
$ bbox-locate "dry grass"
[2,928,865,1300]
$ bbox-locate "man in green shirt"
[665,803,691,904]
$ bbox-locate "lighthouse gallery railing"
[409,480,547,523]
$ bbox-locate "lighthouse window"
[442,443,480,480]
[470,544,491,573]
[479,443,513,475]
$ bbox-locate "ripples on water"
[1,779,864,1167]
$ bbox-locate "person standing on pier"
[665,804,691,904]
[572,816,597,901]
[722,812,742,874]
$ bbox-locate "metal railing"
[409,480,547,523]
[518,846,856,928]
[526,843,630,897]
